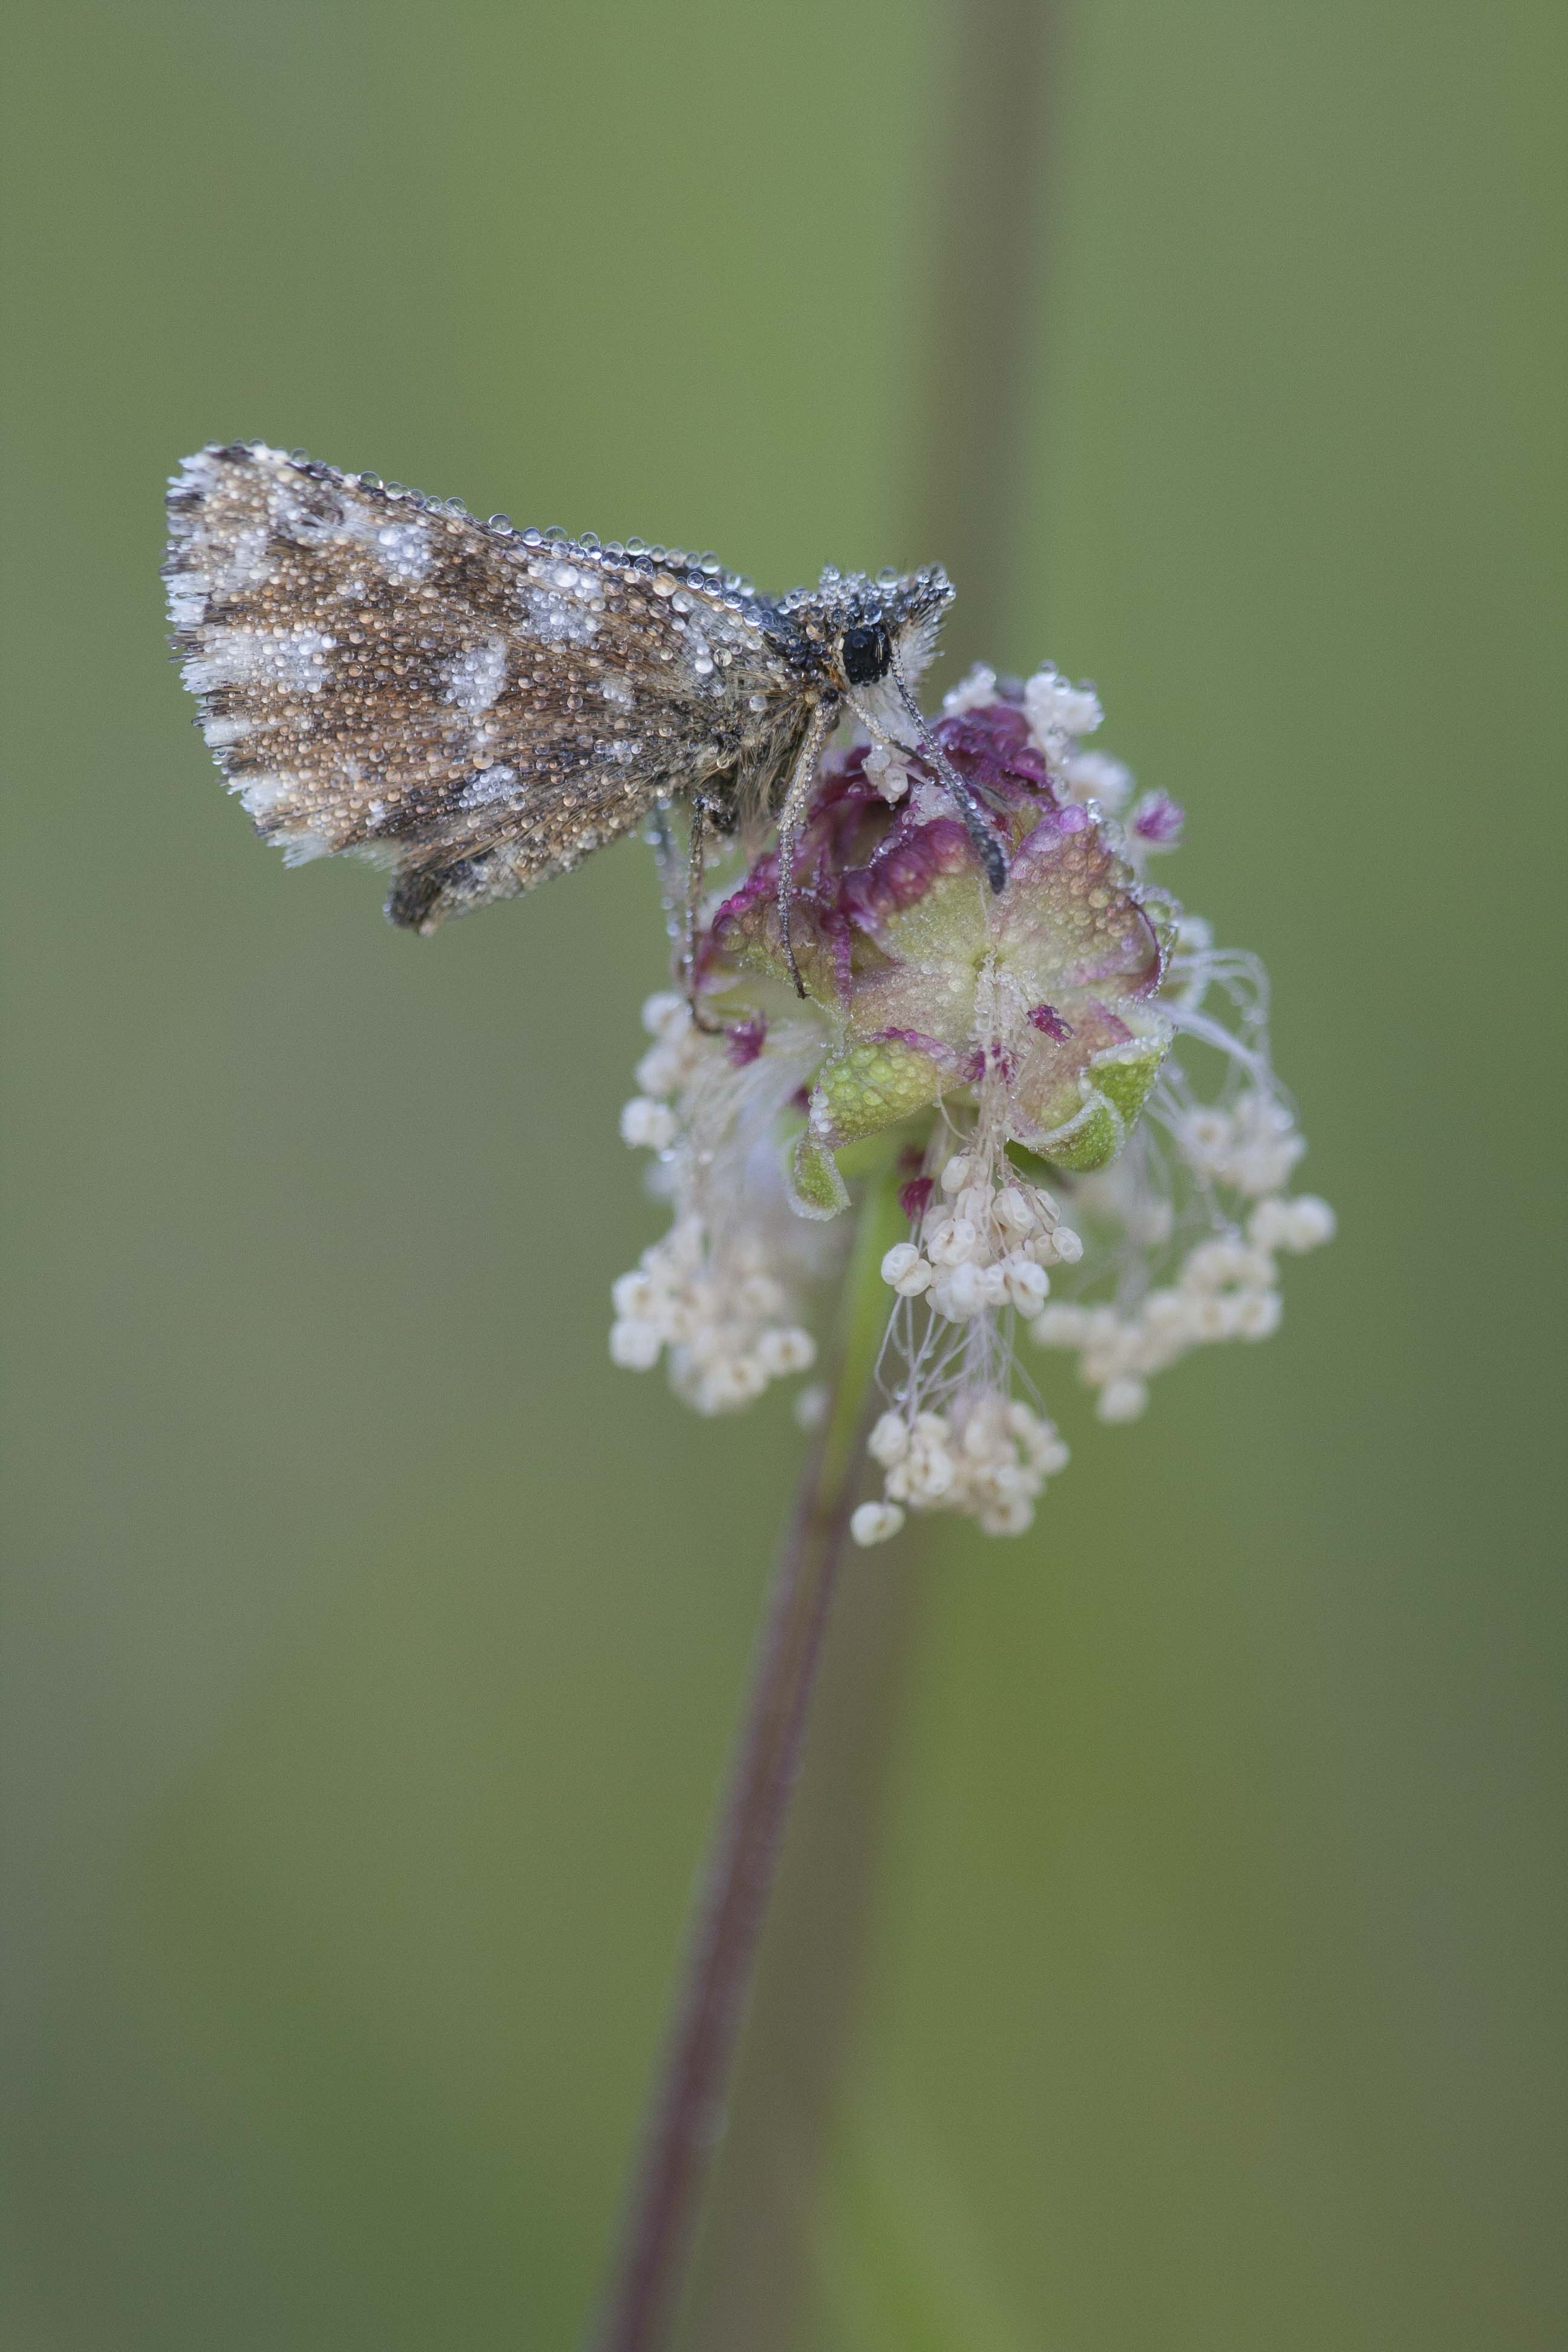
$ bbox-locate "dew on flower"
[607,663,1332,1537]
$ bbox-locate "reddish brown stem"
[588,1406,867,2352]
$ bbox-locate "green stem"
[589,1165,903,2352]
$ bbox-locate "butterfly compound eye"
[841,622,893,686]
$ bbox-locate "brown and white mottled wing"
[164,443,792,930]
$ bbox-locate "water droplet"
[580,532,601,550]
[605,541,625,558]
[489,513,512,531]
[543,524,567,543]
[521,528,543,546]
[700,553,720,574]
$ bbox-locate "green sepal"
[788,1130,851,1221]
[1039,1087,1124,1173]
[1088,1022,1171,1126]
[815,1036,946,1147]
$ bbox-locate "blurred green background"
[4,2,1563,2345]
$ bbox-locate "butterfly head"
[771,564,954,701]
[820,564,953,699]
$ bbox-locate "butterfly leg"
[773,700,835,999]
[884,649,1009,892]
[644,798,685,935]
[681,807,728,1033]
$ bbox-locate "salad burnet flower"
[609,665,1331,1537]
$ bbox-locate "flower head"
[610,665,1332,1538]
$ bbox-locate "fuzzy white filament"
[607,661,1334,1542]
[608,995,835,1417]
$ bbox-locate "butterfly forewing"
[164,444,799,928]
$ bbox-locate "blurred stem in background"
[590,1171,907,2352]
[913,0,1060,673]
[679,4,1060,2346]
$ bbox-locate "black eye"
[841,622,892,685]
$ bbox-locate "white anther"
[1286,1195,1336,1250]
[609,1319,663,1370]
[1023,1422,1071,1475]
[851,1500,906,1547]
[868,1411,910,1466]
[611,1270,659,1320]
[941,663,998,716]
[864,742,911,803]
[1184,1109,1232,1157]
[1247,1198,1292,1250]
[1097,1375,1149,1422]
[993,1187,1036,1235]
[1030,1302,1088,1345]
[881,1242,924,1290]
[929,1261,985,1320]
[757,1325,815,1375]
[640,990,688,1037]
[940,1154,972,1194]
[738,1272,787,1317]
[635,1042,685,1096]
[1192,1295,1235,1340]
[889,1440,955,1503]
[979,1495,1036,1537]
[1062,748,1132,812]
[927,1216,978,1266]
[1233,1289,1283,1338]
[699,1356,768,1411]
[1181,1240,1241,1290]
[1003,1255,1051,1314]
[958,1411,998,1460]
[620,1097,678,1149]
[1051,1224,1083,1264]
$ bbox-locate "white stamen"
[851,1501,906,1547]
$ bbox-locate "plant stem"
[588,1172,904,2352]
[679,13,1062,2339]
